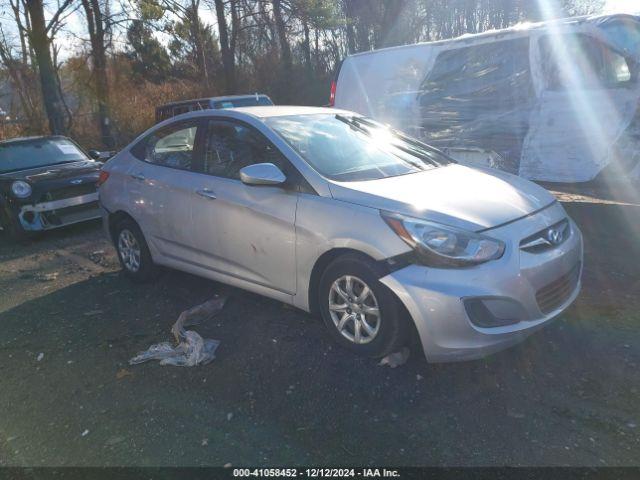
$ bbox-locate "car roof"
[159,94,272,108]
[153,106,357,131]
[229,105,349,118]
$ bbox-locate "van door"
[521,32,640,182]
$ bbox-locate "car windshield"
[0,138,87,174]
[266,113,453,181]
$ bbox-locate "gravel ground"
[0,189,638,467]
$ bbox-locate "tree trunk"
[377,0,407,48]
[214,0,235,94]
[302,20,312,77]
[25,0,67,135]
[271,0,292,72]
[343,0,357,53]
[187,0,210,91]
[271,0,292,102]
[82,0,114,148]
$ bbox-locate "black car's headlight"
[11,180,32,199]
[381,211,505,267]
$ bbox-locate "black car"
[0,136,106,241]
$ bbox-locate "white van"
[332,13,640,183]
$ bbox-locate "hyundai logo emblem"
[70,179,83,185]
[546,226,564,245]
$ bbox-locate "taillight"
[329,80,337,107]
[97,170,110,187]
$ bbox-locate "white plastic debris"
[36,272,58,282]
[129,296,226,367]
[378,347,410,368]
[36,353,44,362]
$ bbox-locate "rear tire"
[113,218,158,283]
[318,253,408,358]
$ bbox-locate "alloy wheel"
[118,229,141,273]
[328,275,380,344]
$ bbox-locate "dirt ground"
[0,186,638,467]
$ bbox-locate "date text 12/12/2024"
[233,469,401,478]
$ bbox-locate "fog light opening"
[22,211,36,224]
[464,298,522,328]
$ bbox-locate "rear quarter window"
[130,121,198,171]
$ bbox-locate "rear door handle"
[196,188,217,200]
[130,172,145,181]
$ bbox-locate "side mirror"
[239,163,286,186]
[88,149,101,160]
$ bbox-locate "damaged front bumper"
[380,203,584,362]
[18,192,101,231]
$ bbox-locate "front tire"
[0,209,31,243]
[113,218,158,283]
[318,253,408,358]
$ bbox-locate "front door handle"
[130,172,145,181]
[196,188,217,200]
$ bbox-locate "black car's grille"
[536,262,581,315]
[39,183,96,202]
[41,201,100,226]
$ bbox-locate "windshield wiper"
[392,130,452,163]
[0,160,81,175]
[335,114,373,136]
[38,160,83,168]
[336,114,453,167]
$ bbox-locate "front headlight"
[11,180,32,199]
[381,211,505,267]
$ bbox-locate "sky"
[0,0,638,61]
[604,0,640,13]
[59,0,640,58]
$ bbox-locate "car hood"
[0,160,101,184]
[327,164,556,231]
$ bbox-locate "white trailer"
[333,13,640,183]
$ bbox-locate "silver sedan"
[99,106,582,361]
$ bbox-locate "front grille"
[520,219,570,253]
[39,183,96,202]
[41,201,100,226]
[535,262,581,314]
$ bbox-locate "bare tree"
[81,0,115,148]
[24,0,74,135]
[212,0,236,93]
[160,0,213,90]
[0,22,42,131]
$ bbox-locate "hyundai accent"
[98,106,583,361]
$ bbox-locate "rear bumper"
[18,193,101,231]
[380,203,584,362]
